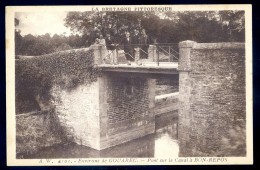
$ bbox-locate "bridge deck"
[99,62,179,74]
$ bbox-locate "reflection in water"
[154,111,179,158]
[154,134,179,158]
[20,111,179,159]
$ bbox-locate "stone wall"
[51,81,101,149]
[52,72,156,150]
[99,72,156,150]
[178,41,246,157]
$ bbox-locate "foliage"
[54,43,72,52]
[16,109,65,157]
[64,10,245,44]
[218,11,245,41]
[15,48,100,113]
[15,32,87,56]
[15,11,244,56]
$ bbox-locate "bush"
[15,48,101,114]
[16,109,66,158]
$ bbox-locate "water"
[22,111,179,159]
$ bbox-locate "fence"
[99,43,179,66]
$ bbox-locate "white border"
[6,5,253,166]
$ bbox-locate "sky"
[15,12,74,36]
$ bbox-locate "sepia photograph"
[6,5,253,165]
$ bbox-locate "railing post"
[134,47,140,63]
[90,44,103,65]
[113,46,118,65]
[116,46,119,64]
[153,46,155,61]
[157,47,159,66]
[99,45,103,62]
[169,46,171,62]
[148,45,156,62]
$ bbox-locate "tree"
[20,34,36,55]
[15,18,23,56]
[64,11,160,44]
[14,10,245,57]
[163,11,245,42]
[55,43,72,52]
[65,11,244,44]
[15,30,23,56]
[218,11,245,41]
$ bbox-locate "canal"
[21,110,179,158]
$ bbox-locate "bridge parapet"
[90,43,179,67]
[90,44,179,75]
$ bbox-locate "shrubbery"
[15,48,101,114]
[16,109,65,158]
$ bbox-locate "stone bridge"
[52,40,245,156]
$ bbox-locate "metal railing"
[155,43,179,62]
[99,43,179,66]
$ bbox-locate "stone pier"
[178,40,246,156]
[52,45,156,150]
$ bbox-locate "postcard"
[6,5,253,165]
